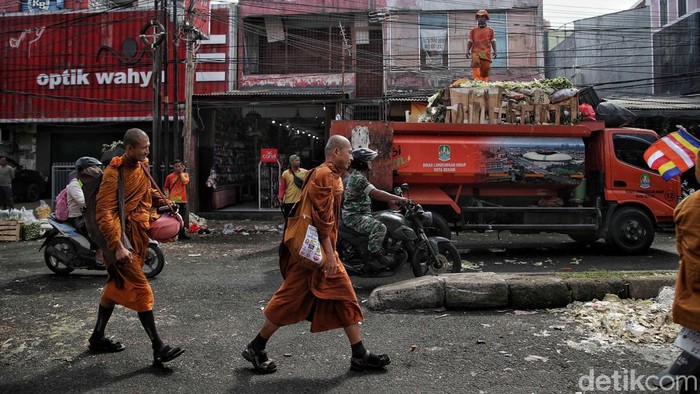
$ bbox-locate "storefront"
[195,100,337,211]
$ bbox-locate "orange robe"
[264,161,364,332]
[673,190,700,331]
[96,158,163,312]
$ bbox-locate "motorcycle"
[39,216,165,278]
[337,184,462,277]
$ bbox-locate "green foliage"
[102,140,124,154]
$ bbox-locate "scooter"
[337,184,462,277]
[39,216,165,278]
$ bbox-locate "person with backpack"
[67,158,101,229]
[87,128,184,366]
[278,154,308,219]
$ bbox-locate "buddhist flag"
[644,129,700,181]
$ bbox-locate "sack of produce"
[596,101,637,127]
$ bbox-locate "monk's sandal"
[88,337,126,353]
[242,345,277,374]
[350,350,391,371]
[153,345,185,365]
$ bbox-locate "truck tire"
[425,212,451,240]
[606,207,655,254]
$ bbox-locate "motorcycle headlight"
[420,211,433,226]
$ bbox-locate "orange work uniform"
[264,161,364,332]
[469,25,495,81]
[96,158,164,312]
[164,172,189,203]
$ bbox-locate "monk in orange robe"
[652,153,700,388]
[87,128,184,366]
[242,135,390,374]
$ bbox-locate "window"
[420,14,448,69]
[679,0,687,17]
[612,134,657,170]
[660,0,668,26]
[243,17,352,75]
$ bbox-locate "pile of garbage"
[220,223,282,236]
[564,287,679,345]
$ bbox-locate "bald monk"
[242,135,391,373]
[87,128,184,366]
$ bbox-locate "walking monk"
[242,135,390,373]
[87,128,184,366]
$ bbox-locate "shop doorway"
[201,105,329,211]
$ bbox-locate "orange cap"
[475,9,489,20]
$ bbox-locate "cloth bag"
[139,162,184,242]
[148,209,184,242]
[283,169,326,270]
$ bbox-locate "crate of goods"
[446,87,578,125]
[0,220,21,241]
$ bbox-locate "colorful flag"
[644,129,700,181]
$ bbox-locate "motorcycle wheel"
[44,238,75,275]
[411,241,462,277]
[143,243,165,278]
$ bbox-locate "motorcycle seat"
[339,222,365,238]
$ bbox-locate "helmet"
[475,9,489,20]
[350,148,378,170]
[352,148,378,163]
[75,156,102,171]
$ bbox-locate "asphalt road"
[453,230,679,273]
[0,227,682,393]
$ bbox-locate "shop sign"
[261,148,278,163]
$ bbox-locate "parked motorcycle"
[39,216,165,278]
[337,184,462,277]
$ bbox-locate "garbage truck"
[329,120,680,254]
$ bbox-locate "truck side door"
[605,130,679,222]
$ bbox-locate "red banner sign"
[260,148,278,163]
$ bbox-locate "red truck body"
[330,120,680,253]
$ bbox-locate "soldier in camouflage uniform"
[342,148,408,270]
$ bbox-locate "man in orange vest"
[163,159,190,240]
[467,9,497,82]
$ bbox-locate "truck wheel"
[425,212,451,240]
[606,207,655,254]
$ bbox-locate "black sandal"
[88,337,126,353]
[153,345,185,364]
[242,346,277,374]
[350,350,391,371]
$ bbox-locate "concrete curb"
[366,272,678,310]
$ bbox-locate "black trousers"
[176,202,189,232]
[281,203,295,219]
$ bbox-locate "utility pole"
[172,0,180,163]
[161,0,170,184]
[183,29,196,214]
[151,0,163,182]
